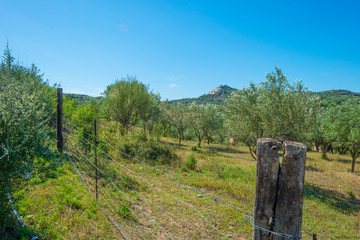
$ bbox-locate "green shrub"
[191,146,197,151]
[117,135,178,165]
[185,154,197,170]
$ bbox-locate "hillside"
[65,88,360,106]
[170,87,360,105]
[64,93,103,105]
[170,85,237,105]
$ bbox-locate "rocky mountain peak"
[206,85,231,95]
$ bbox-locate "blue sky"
[0,0,359,100]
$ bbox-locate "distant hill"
[170,86,360,106]
[65,88,360,106]
[311,89,360,106]
[65,93,103,105]
[170,85,237,105]
[311,89,360,98]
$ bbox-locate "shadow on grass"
[305,183,360,214]
[337,159,352,164]
[305,166,324,172]
[207,146,245,154]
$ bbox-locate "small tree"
[139,93,160,135]
[201,105,223,145]
[161,102,189,145]
[103,76,154,135]
[188,104,206,148]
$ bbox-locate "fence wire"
[62,117,307,240]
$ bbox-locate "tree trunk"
[350,149,358,173]
[178,129,182,145]
[198,136,202,148]
[321,143,328,159]
[315,141,320,152]
[248,145,256,160]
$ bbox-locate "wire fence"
[60,117,316,240]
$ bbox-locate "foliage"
[103,76,156,135]
[0,44,55,223]
[188,104,224,147]
[225,67,317,159]
[191,146,198,151]
[64,93,102,105]
[185,153,197,170]
[160,102,189,145]
[320,100,360,172]
[117,134,178,165]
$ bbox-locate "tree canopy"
[225,67,317,158]
[103,76,155,135]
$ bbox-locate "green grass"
[13,137,360,239]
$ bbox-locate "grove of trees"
[76,67,360,172]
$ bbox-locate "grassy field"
[13,137,360,239]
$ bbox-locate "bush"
[117,134,178,165]
[191,146,197,151]
[185,153,197,170]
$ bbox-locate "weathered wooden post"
[273,141,307,240]
[253,138,281,240]
[253,138,307,240]
[56,88,63,153]
[94,119,98,200]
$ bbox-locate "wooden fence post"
[253,139,307,240]
[56,88,63,153]
[94,119,98,200]
[253,138,281,240]
[273,141,307,240]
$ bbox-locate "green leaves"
[0,45,55,221]
[225,67,317,157]
[103,76,156,135]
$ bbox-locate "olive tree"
[225,67,317,159]
[321,100,360,172]
[160,102,189,145]
[188,104,206,148]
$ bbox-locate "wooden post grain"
[253,138,281,240]
[56,88,63,153]
[94,119,98,200]
[273,141,307,240]
[253,139,307,240]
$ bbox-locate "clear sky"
[0,0,359,100]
